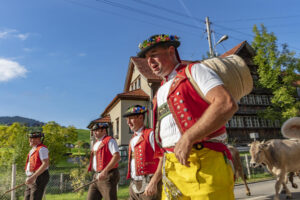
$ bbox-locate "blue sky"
[1,0,300,129]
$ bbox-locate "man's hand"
[144,181,157,196]
[25,175,36,185]
[174,133,193,167]
[96,170,108,181]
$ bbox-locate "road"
[234,178,300,200]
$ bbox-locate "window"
[274,120,280,128]
[255,95,262,105]
[262,95,269,105]
[260,118,267,127]
[137,77,141,89]
[236,116,244,128]
[115,118,119,139]
[241,96,248,104]
[248,95,255,104]
[229,117,237,127]
[253,117,260,127]
[245,117,253,127]
[267,119,274,127]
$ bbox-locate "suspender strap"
[158,102,171,120]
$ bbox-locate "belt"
[164,143,204,152]
[96,168,118,174]
[163,141,232,162]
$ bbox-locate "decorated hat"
[137,34,180,58]
[28,131,44,138]
[123,105,147,117]
[91,122,109,131]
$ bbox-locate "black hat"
[123,105,147,117]
[29,131,44,138]
[91,122,109,131]
[137,34,180,58]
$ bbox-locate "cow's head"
[248,141,268,168]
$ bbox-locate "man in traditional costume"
[137,34,238,199]
[87,122,120,200]
[24,131,49,200]
[124,105,162,200]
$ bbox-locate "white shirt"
[92,135,119,172]
[130,126,155,180]
[26,146,49,176]
[157,63,227,147]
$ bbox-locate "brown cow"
[228,145,251,196]
[249,139,300,200]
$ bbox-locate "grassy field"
[236,172,273,184]
[76,129,90,143]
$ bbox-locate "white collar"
[96,135,105,142]
[135,126,144,136]
[165,63,181,82]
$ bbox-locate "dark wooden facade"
[223,41,282,145]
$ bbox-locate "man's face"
[29,137,41,147]
[145,46,176,77]
[93,128,107,139]
[126,115,144,132]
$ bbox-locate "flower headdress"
[137,34,180,58]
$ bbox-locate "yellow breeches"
[162,148,234,200]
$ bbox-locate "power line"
[63,0,202,38]
[66,0,300,53]
[214,15,300,23]
[96,0,206,31]
[131,0,195,21]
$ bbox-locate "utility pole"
[205,16,214,57]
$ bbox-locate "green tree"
[0,123,29,166]
[252,24,300,122]
[0,121,77,167]
[42,121,77,165]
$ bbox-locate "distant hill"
[0,116,44,126]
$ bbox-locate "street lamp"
[214,35,228,57]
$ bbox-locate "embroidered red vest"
[88,135,118,172]
[25,144,48,172]
[153,64,226,157]
[126,128,159,179]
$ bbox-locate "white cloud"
[0,29,29,40]
[16,33,29,40]
[0,58,27,82]
[0,29,17,39]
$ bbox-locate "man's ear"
[138,114,144,120]
[168,45,175,55]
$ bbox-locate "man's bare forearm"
[103,152,120,173]
[150,157,163,184]
[33,159,49,178]
[185,86,238,143]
